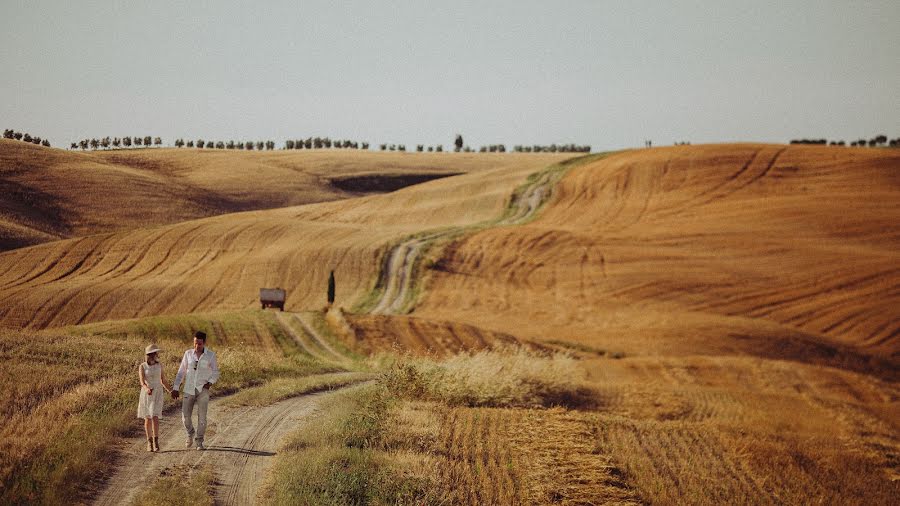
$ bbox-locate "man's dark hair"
[194,331,207,341]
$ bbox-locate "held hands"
[171,390,180,400]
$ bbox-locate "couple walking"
[137,331,220,452]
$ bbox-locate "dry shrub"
[385,346,597,409]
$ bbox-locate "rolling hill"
[1,143,898,503]
[0,149,568,328]
[0,138,558,250]
[415,144,900,363]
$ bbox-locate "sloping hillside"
[0,139,554,250]
[0,152,567,328]
[415,144,900,361]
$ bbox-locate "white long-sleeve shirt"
[173,348,220,396]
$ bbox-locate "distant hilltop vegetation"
[790,134,899,147]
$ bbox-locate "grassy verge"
[130,464,215,506]
[263,347,609,504]
[383,346,597,409]
[224,372,374,407]
[263,383,434,505]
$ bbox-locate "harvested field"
[416,144,900,361]
[2,144,898,503]
[0,152,567,328]
[0,138,562,250]
[587,355,900,503]
[382,401,640,505]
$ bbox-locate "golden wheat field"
[1,142,898,504]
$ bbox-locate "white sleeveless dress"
[137,362,164,418]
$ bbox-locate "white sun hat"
[145,344,161,355]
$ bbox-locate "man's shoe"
[196,442,206,451]
[185,437,193,448]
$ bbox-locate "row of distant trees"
[381,144,412,151]
[284,138,369,150]
[3,129,51,147]
[790,135,899,147]
[55,132,596,153]
[175,139,276,150]
[70,136,161,150]
[511,144,591,153]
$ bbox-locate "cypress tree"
[327,270,336,305]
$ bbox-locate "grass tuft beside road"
[263,383,434,505]
[130,464,215,506]
[383,346,597,409]
[224,372,373,407]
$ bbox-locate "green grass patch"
[131,464,215,506]
[224,372,373,407]
[264,383,434,505]
[64,309,265,346]
[306,311,366,362]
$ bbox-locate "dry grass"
[377,400,639,505]
[224,372,373,407]
[263,383,432,505]
[384,346,596,408]
[584,355,900,504]
[130,464,215,506]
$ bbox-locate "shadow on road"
[158,446,275,456]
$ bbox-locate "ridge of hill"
[0,138,558,250]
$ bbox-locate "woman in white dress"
[137,344,173,452]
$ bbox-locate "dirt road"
[93,384,364,506]
[369,163,571,315]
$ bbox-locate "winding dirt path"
[275,311,347,364]
[92,384,364,506]
[369,165,568,315]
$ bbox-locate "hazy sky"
[2,0,898,150]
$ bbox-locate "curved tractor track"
[365,156,596,315]
[93,382,366,506]
[275,310,349,364]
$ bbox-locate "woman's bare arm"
[138,364,150,392]
[160,366,172,393]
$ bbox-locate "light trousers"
[181,389,210,443]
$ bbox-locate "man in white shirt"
[172,331,220,450]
